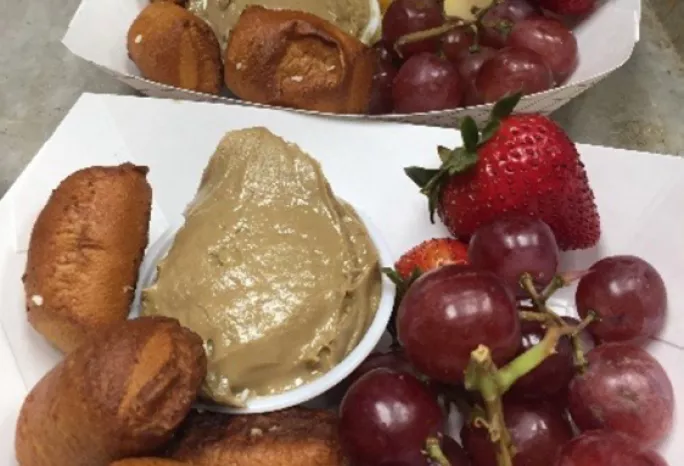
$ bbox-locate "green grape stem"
[519,272,597,373]
[519,273,565,326]
[540,274,568,302]
[425,437,451,466]
[394,22,465,57]
[464,325,575,466]
[465,346,513,466]
[395,0,506,58]
[518,310,550,323]
[571,311,598,371]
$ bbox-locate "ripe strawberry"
[395,238,469,279]
[534,0,596,17]
[405,94,600,250]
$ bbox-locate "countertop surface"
[1,0,683,197]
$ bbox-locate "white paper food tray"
[1,93,681,464]
[62,0,641,126]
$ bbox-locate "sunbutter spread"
[142,128,381,407]
[188,0,372,48]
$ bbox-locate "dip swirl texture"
[142,127,381,406]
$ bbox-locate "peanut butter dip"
[142,128,381,407]
[188,0,373,48]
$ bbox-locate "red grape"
[458,46,497,106]
[442,26,478,63]
[328,348,417,406]
[346,349,416,386]
[532,0,597,17]
[641,451,670,466]
[508,17,578,84]
[480,0,539,48]
[458,47,497,82]
[475,46,554,103]
[369,44,399,114]
[468,214,559,297]
[575,255,667,343]
[382,0,444,58]
[556,430,670,466]
[397,265,520,383]
[461,399,573,466]
[568,343,674,448]
[339,368,445,465]
[393,53,464,113]
[508,320,574,399]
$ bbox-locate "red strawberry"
[405,94,600,250]
[395,238,469,279]
[534,0,595,17]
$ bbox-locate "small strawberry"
[383,237,469,297]
[394,237,469,280]
[534,0,596,17]
[405,93,600,250]
[383,237,469,346]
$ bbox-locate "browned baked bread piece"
[167,408,349,466]
[224,6,375,114]
[23,163,152,354]
[111,459,190,466]
[128,2,222,94]
[16,316,207,466]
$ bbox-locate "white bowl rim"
[131,203,396,414]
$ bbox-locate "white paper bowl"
[131,206,396,414]
[62,0,640,127]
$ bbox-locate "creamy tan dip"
[142,127,381,407]
[188,0,372,48]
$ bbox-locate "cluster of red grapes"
[338,214,673,465]
[369,0,581,114]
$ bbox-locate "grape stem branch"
[394,22,465,57]
[519,272,596,371]
[464,346,514,466]
[518,310,548,322]
[496,326,573,392]
[517,310,594,369]
[394,0,503,58]
[519,273,565,326]
[540,274,567,302]
[571,311,597,371]
[464,325,575,466]
[424,437,451,466]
